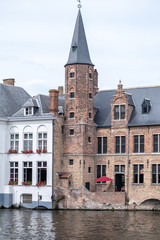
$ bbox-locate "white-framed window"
[24,107,33,116]
[23,133,33,151]
[23,162,32,183]
[38,133,47,150]
[10,162,18,182]
[37,162,47,183]
[10,133,19,151]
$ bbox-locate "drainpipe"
[94,125,97,192]
[52,119,55,208]
[127,127,130,198]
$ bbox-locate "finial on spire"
[118,80,123,92]
[77,0,82,9]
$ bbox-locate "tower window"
[89,93,92,99]
[89,112,92,119]
[69,159,74,165]
[70,92,75,98]
[88,167,91,173]
[70,72,75,78]
[70,129,74,136]
[70,112,74,119]
[88,137,91,143]
[89,73,92,79]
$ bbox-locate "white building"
[0,79,64,209]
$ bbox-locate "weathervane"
[77,0,82,9]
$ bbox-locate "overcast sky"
[0,0,160,96]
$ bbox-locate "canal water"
[0,209,160,240]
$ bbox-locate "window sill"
[132,183,144,186]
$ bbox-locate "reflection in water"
[0,210,160,240]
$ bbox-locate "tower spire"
[65,10,94,67]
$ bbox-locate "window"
[88,167,91,173]
[25,107,33,116]
[70,112,74,119]
[38,132,47,150]
[97,165,106,183]
[89,112,92,119]
[115,165,125,173]
[70,92,75,98]
[133,164,144,184]
[152,164,160,184]
[10,133,19,151]
[89,73,92,79]
[89,93,92,99]
[153,134,160,152]
[23,194,32,204]
[142,99,151,114]
[10,162,18,182]
[70,129,74,136]
[23,162,32,183]
[134,135,144,153]
[115,136,125,154]
[97,137,107,154]
[37,162,47,183]
[88,137,91,143]
[23,133,33,151]
[70,72,75,78]
[114,105,125,120]
[69,159,73,165]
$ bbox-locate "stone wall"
[55,187,126,210]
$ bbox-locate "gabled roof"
[94,86,160,127]
[12,94,65,118]
[65,10,94,67]
[0,83,31,118]
[23,98,38,108]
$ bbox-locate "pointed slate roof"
[65,10,94,67]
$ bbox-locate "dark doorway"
[85,182,90,191]
[115,174,125,192]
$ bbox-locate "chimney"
[58,86,64,96]
[49,89,59,116]
[3,78,15,86]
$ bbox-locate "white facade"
[1,118,54,209]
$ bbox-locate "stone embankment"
[55,187,127,210]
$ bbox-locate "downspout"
[127,127,130,198]
[52,119,55,208]
[94,125,97,192]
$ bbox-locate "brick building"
[55,9,160,206]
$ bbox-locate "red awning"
[95,176,113,182]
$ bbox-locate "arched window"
[10,127,19,152]
[23,126,33,151]
[37,125,47,151]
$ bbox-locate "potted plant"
[9,180,18,185]
[36,181,46,187]
[22,181,32,185]
[21,150,33,154]
[8,149,18,154]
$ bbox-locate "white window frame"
[10,133,19,151]
[23,133,33,151]
[37,132,47,150]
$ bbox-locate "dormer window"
[142,99,151,114]
[25,107,33,116]
[114,105,125,120]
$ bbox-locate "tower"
[63,10,98,191]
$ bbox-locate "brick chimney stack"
[3,78,15,86]
[58,86,64,96]
[49,89,59,116]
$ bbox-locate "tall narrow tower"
[63,10,98,191]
